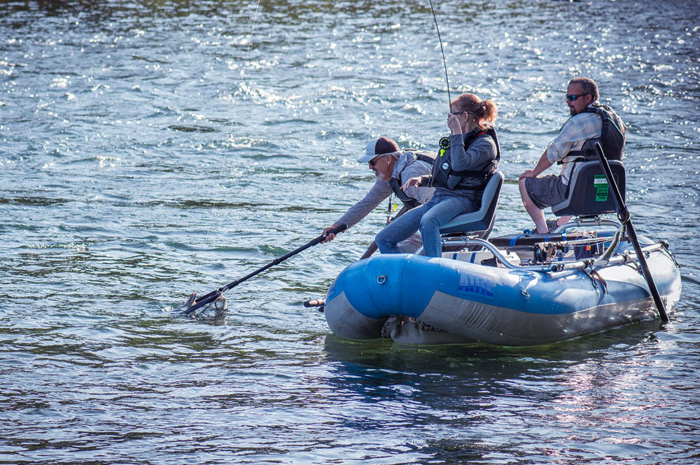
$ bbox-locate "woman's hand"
[447,112,463,135]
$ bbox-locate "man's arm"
[519,149,554,180]
[322,179,392,242]
[334,179,392,229]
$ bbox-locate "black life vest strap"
[389,178,420,209]
[558,105,624,164]
[388,152,435,209]
[414,153,436,165]
[431,127,501,190]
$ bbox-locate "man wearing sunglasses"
[321,137,435,251]
[519,77,626,234]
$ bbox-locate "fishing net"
[185,295,228,324]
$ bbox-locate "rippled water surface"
[1,1,699,463]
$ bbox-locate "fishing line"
[427,0,452,109]
[225,0,262,142]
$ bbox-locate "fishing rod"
[428,0,452,110]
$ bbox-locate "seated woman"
[375,93,500,257]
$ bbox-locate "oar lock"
[377,275,388,285]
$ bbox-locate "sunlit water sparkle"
[1,1,698,464]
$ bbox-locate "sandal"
[546,218,559,233]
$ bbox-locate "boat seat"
[551,160,625,217]
[439,170,504,239]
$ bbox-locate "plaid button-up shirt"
[546,106,602,185]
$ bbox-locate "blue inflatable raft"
[324,224,682,346]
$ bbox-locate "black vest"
[431,127,501,190]
[565,104,625,162]
[388,152,435,209]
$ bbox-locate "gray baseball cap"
[358,137,400,163]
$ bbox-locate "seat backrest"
[551,160,625,217]
[439,170,504,238]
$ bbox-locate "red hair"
[451,93,498,124]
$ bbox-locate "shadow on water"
[324,319,664,368]
[322,319,666,407]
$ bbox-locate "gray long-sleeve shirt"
[336,151,435,229]
[421,128,499,206]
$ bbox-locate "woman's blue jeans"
[375,191,476,257]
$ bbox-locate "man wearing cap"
[322,137,435,252]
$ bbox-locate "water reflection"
[322,321,662,410]
[322,322,684,462]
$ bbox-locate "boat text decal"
[458,271,495,299]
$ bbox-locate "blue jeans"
[376,192,477,257]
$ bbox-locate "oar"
[179,224,347,316]
[360,205,410,259]
[593,142,669,322]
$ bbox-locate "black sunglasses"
[368,155,384,167]
[566,93,590,102]
[450,111,467,115]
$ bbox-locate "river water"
[1,1,698,463]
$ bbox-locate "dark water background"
[1,0,698,463]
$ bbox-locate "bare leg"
[519,178,548,234]
[555,216,571,228]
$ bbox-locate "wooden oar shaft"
[360,242,379,260]
[624,221,669,321]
